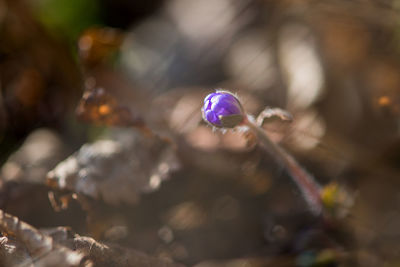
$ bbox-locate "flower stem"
[244,116,322,216]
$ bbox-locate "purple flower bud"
[202,90,244,128]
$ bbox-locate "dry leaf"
[47,130,179,205]
[0,210,88,267]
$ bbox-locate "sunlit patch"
[165,202,207,230]
[186,125,220,150]
[169,92,204,134]
[378,96,391,107]
[1,162,22,181]
[167,0,236,43]
[98,104,111,116]
[149,174,162,189]
[225,31,277,91]
[279,24,325,109]
[260,108,326,151]
[288,109,326,151]
[220,130,249,150]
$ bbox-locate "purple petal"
[204,93,218,103]
[202,91,243,128]
[218,93,237,103]
[202,99,211,111]
[211,102,230,116]
[211,96,241,116]
[221,101,241,114]
[205,110,220,125]
[215,94,239,107]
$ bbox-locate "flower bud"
[202,90,244,128]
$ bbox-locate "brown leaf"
[42,226,185,267]
[76,87,150,132]
[47,130,179,206]
[0,210,88,267]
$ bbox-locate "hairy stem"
[244,116,322,216]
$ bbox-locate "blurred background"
[1,0,400,266]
